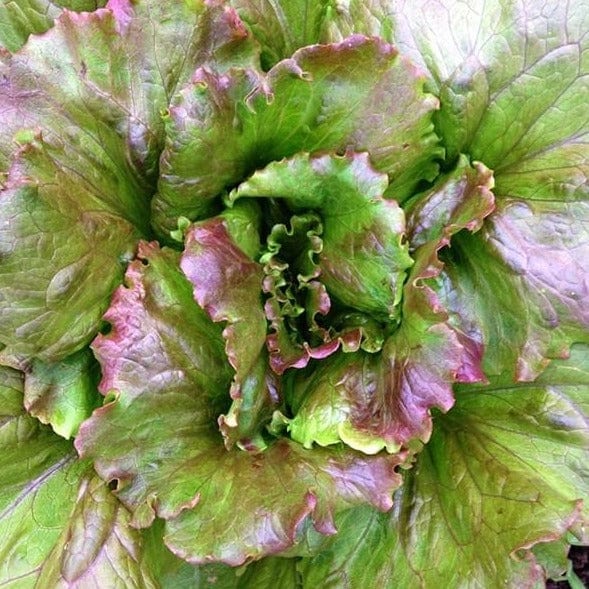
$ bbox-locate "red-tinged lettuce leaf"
[230,151,413,319]
[23,348,102,439]
[0,366,159,588]
[180,204,279,450]
[391,0,589,201]
[405,155,495,249]
[0,0,259,172]
[436,198,589,380]
[0,0,106,53]
[153,35,441,234]
[75,242,406,566]
[296,347,589,589]
[0,1,261,361]
[91,241,231,403]
[228,0,394,70]
[287,159,494,453]
[180,208,266,393]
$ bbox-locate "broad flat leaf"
[0,366,158,588]
[229,0,395,70]
[153,35,441,234]
[0,0,106,53]
[0,139,141,362]
[231,151,413,319]
[0,142,139,362]
[23,348,102,439]
[141,520,244,588]
[297,347,589,588]
[437,198,589,380]
[0,0,261,361]
[288,159,494,453]
[391,0,589,201]
[76,241,406,566]
[180,205,279,450]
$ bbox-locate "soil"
[546,545,589,588]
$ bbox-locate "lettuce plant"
[0,0,587,586]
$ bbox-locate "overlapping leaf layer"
[0,0,587,586]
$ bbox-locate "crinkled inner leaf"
[76,242,405,566]
[231,151,413,319]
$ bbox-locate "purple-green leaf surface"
[76,239,406,565]
[295,348,589,588]
[152,35,441,234]
[0,0,587,585]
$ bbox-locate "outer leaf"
[0,0,259,172]
[391,0,589,201]
[438,199,589,380]
[228,0,333,69]
[231,151,413,319]
[0,0,106,53]
[0,366,157,588]
[153,36,441,234]
[23,348,102,439]
[76,242,405,566]
[288,159,494,453]
[0,140,141,362]
[297,348,589,588]
[0,0,261,360]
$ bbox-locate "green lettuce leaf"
[0,366,158,587]
[23,348,102,439]
[287,158,494,453]
[296,347,589,588]
[230,151,413,319]
[391,0,589,201]
[229,0,395,70]
[153,35,441,234]
[0,139,141,362]
[76,240,406,566]
[0,0,106,53]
